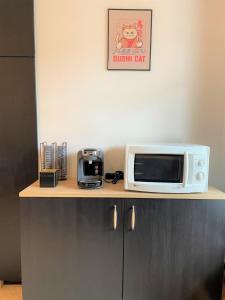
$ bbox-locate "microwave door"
[134,154,184,183]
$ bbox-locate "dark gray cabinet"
[0,58,37,281]
[21,197,225,300]
[21,198,123,300]
[123,199,225,300]
[0,0,37,282]
[0,0,34,56]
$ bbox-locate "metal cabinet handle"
[131,206,136,231]
[113,205,118,230]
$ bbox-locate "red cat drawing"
[116,23,143,49]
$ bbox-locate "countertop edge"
[19,180,225,200]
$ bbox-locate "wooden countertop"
[19,179,225,200]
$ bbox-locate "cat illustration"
[116,23,143,49]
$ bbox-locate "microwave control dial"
[197,160,205,168]
[196,172,205,181]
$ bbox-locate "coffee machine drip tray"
[78,179,102,189]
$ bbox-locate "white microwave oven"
[125,144,210,193]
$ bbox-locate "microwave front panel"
[134,154,184,183]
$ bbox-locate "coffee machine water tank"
[77,149,104,189]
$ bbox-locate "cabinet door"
[0,0,34,56]
[123,199,225,300]
[21,198,123,300]
[0,58,37,281]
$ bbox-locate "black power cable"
[104,171,124,184]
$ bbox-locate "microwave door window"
[134,154,184,183]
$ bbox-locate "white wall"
[192,0,225,190]
[34,0,225,189]
[209,0,225,190]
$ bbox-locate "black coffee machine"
[77,148,104,189]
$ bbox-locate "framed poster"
[107,9,152,71]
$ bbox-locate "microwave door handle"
[184,152,189,187]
